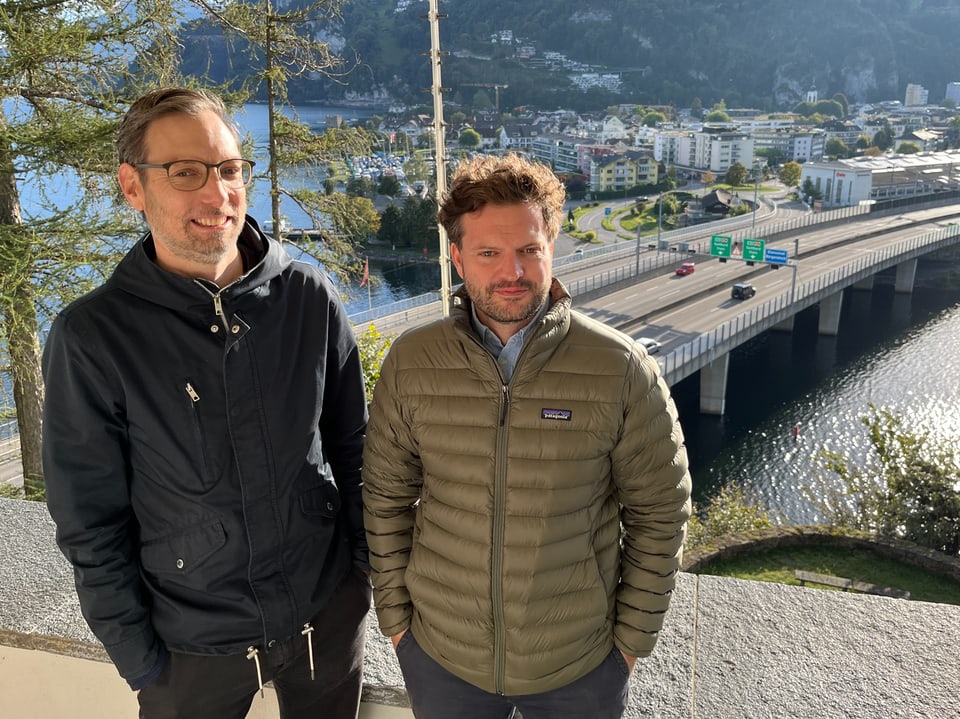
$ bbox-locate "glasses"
[134,159,256,191]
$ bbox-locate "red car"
[675,262,695,276]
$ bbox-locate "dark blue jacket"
[42,218,368,684]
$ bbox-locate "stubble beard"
[467,278,549,327]
[148,205,243,269]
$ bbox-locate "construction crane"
[461,82,509,111]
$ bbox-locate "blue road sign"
[765,248,789,265]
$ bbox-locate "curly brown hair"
[438,153,566,247]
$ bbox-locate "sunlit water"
[672,258,960,522]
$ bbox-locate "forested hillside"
[180,0,960,111]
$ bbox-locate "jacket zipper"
[212,292,232,334]
[493,382,509,694]
[192,279,235,336]
[464,318,541,694]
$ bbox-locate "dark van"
[731,282,756,300]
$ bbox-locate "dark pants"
[395,630,631,719]
[138,569,371,719]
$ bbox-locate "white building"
[530,133,591,174]
[653,131,692,167]
[799,161,873,207]
[799,150,960,208]
[946,82,960,105]
[751,128,826,162]
[904,83,928,107]
[688,128,754,173]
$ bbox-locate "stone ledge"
[0,625,410,709]
[682,524,960,583]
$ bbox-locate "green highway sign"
[742,238,766,262]
[710,235,731,257]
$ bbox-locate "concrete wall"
[0,643,412,719]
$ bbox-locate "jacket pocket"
[299,482,341,518]
[184,379,217,490]
[140,519,227,575]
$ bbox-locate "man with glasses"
[42,87,371,718]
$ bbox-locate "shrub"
[686,482,778,550]
[810,404,960,556]
[356,324,394,404]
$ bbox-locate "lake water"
[672,258,960,522]
[236,103,377,231]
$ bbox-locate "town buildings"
[372,86,959,207]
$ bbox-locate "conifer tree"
[187,0,378,280]
[0,0,185,497]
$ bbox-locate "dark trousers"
[138,569,371,719]
[394,630,631,719]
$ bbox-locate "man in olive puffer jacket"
[363,153,692,719]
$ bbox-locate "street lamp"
[655,189,679,252]
[656,192,665,249]
[751,160,762,230]
[633,190,669,276]
[634,205,643,275]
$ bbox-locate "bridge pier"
[699,354,730,415]
[773,317,794,332]
[895,258,918,293]
[818,292,843,336]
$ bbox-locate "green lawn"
[699,545,960,606]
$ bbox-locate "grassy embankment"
[700,545,960,606]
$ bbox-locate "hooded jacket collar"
[108,215,290,311]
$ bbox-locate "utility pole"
[424,0,452,316]
[790,237,799,303]
[752,161,760,231]
[656,189,678,256]
[634,209,642,275]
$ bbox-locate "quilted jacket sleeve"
[611,347,692,658]
[361,344,423,637]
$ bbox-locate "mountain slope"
[182,0,960,110]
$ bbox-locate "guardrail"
[0,420,16,440]
[657,223,960,386]
[0,419,21,473]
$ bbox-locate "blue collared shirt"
[470,299,549,382]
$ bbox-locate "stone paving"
[2,497,958,718]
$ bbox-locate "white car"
[636,337,662,354]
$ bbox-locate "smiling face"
[117,109,247,284]
[450,202,554,344]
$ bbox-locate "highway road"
[358,196,960,338]
[573,205,960,354]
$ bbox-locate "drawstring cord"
[301,623,316,680]
[246,625,316,697]
[246,646,264,697]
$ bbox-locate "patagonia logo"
[541,408,572,421]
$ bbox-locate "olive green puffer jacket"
[363,280,691,696]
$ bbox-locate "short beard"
[467,278,548,326]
